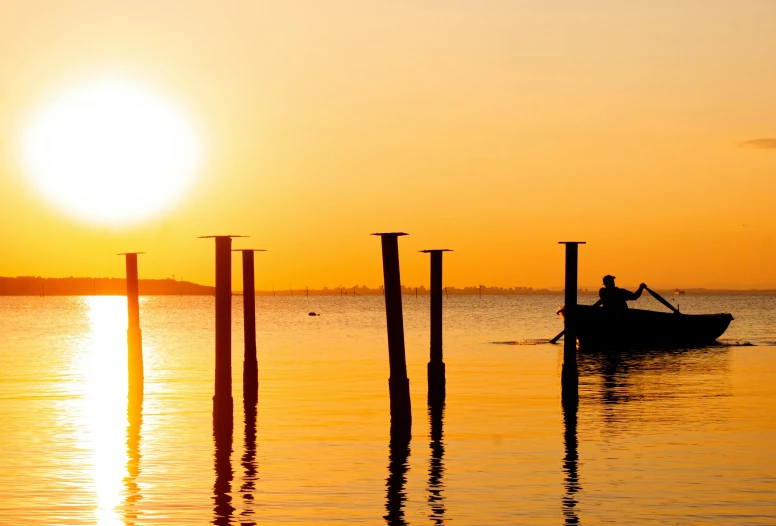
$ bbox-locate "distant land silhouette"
[2,277,775,296]
[0,276,213,296]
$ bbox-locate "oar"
[645,286,680,314]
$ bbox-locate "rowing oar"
[645,286,680,314]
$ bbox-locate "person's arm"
[631,283,647,300]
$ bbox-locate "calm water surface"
[1,295,775,524]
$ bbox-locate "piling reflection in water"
[561,389,580,525]
[384,427,411,526]
[240,396,259,525]
[427,401,446,524]
[123,389,143,525]
[559,346,732,524]
[213,409,234,525]
[4,295,766,523]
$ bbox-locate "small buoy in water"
[308,312,319,316]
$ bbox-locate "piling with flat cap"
[372,232,412,433]
[119,252,145,392]
[233,248,266,406]
[201,235,247,413]
[559,242,585,391]
[420,249,453,402]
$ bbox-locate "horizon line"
[3,276,776,294]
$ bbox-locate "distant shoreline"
[1,276,775,296]
[0,277,213,296]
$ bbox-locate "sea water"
[0,295,774,524]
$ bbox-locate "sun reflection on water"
[77,297,130,525]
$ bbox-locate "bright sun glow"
[21,77,200,225]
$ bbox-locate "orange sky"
[1,1,776,289]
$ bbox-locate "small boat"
[673,288,686,295]
[557,305,733,350]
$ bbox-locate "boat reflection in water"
[561,344,732,524]
[427,401,446,525]
[578,346,731,418]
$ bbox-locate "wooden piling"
[233,248,266,406]
[420,249,452,402]
[559,241,585,393]
[119,252,144,392]
[201,235,247,412]
[373,232,412,433]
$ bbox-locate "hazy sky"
[2,1,776,289]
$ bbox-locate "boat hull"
[558,305,733,351]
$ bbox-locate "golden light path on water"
[71,297,138,524]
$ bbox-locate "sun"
[21,76,201,225]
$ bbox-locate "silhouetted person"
[597,275,646,310]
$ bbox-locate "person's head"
[603,275,616,288]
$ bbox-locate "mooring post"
[200,235,247,417]
[372,232,412,433]
[119,252,145,392]
[559,242,585,392]
[420,249,452,402]
[233,248,266,406]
